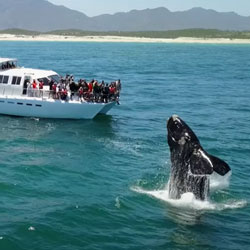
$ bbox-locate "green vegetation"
[1,28,250,39]
[0,29,40,36]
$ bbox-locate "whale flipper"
[189,150,230,176]
[189,152,213,175]
[207,154,231,176]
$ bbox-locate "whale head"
[167,115,200,152]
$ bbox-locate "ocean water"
[0,41,249,250]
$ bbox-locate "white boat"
[0,58,118,119]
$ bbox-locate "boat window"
[3,76,9,84]
[16,77,21,85]
[49,75,60,83]
[0,75,9,84]
[11,76,22,85]
[12,76,17,85]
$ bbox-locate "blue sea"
[0,41,249,250]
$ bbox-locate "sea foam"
[132,173,247,212]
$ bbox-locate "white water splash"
[132,183,247,212]
[210,171,231,191]
[133,187,215,210]
[31,117,40,122]
[28,226,36,231]
[115,197,121,209]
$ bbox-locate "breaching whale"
[167,115,231,200]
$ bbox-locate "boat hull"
[0,96,116,119]
[98,101,117,114]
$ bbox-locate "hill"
[0,0,250,32]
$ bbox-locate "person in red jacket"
[32,80,37,97]
[109,83,116,101]
[32,80,37,89]
[61,88,68,101]
[88,80,94,93]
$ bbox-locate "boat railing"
[0,87,119,104]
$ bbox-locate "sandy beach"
[1,33,250,44]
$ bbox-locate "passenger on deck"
[99,81,104,102]
[27,81,32,97]
[78,79,83,88]
[83,80,89,92]
[61,88,68,101]
[52,82,57,99]
[87,80,94,101]
[39,80,44,97]
[65,74,70,85]
[109,83,116,101]
[6,62,11,69]
[57,82,63,99]
[49,79,54,98]
[88,80,94,93]
[79,86,84,102]
[80,80,89,101]
[61,79,67,90]
[44,75,121,103]
[103,84,110,103]
[70,75,74,83]
[32,80,38,97]
[93,80,101,102]
[69,81,78,100]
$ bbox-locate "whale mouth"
[167,115,181,128]
[172,114,180,121]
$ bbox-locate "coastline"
[1,34,250,44]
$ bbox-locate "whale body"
[167,115,231,200]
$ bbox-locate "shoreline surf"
[1,34,250,44]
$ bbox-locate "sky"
[48,0,250,17]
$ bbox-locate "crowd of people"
[1,62,16,70]
[26,75,121,104]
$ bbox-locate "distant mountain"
[0,0,89,31]
[91,7,250,31]
[0,0,250,32]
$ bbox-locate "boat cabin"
[0,58,60,97]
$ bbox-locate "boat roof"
[1,67,58,78]
[0,58,17,64]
